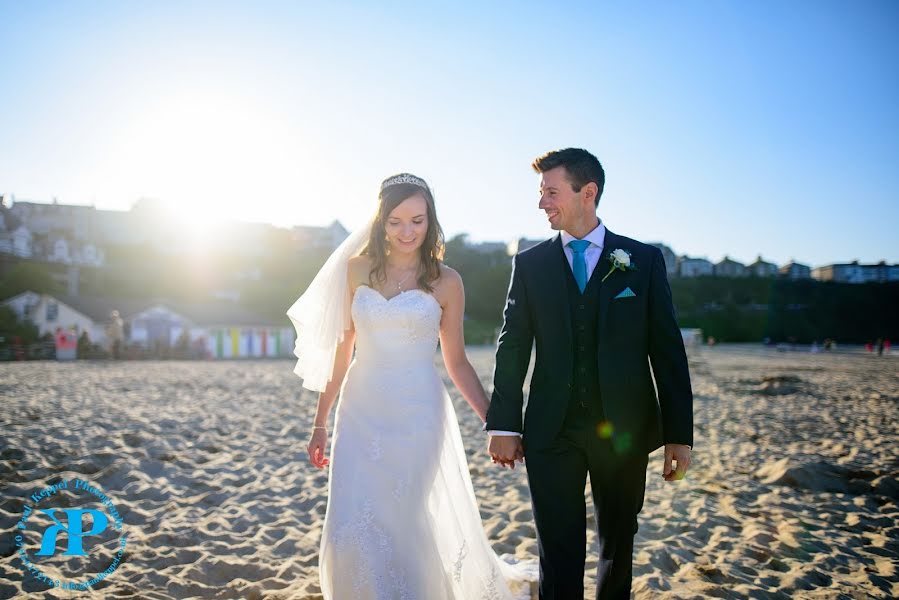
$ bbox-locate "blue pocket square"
[614,287,636,299]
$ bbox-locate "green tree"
[0,262,66,299]
[0,305,40,345]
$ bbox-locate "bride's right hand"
[307,429,330,469]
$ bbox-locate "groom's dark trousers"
[526,421,648,600]
[487,230,693,600]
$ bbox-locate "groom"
[487,148,693,599]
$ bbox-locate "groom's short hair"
[532,148,605,207]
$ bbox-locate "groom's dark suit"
[487,227,693,599]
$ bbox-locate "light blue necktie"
[567,239,591,293]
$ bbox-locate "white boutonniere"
[602,248,637,282]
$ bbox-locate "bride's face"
[385,193,429,256]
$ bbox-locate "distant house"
[779,260,811,280]
[79,242,104,267]
[1,291,294,358]
[8,199,96,240]
[47,234,71,263]
[0,200,32,257]
[507,237,546,255]
[677,256,714,278]
[0,223,34,258]
[8,197,287,260]
[748,255,778,278]
[292,220,349,251]
[44,231,106,267]
[3,291,103,341]
[130,300,292,358]
[648,243,678,277]
[811,260,899,283]
[6,200,107,265]
[7,198,351,268]
[714,256,749,278]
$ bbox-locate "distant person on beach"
[77,330,91,358]
[105,310,124,359]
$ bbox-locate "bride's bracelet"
[313,426,327,431]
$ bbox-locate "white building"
[0,224,34,258]
[648,243,678,277]
[779,261,811,280]
[714,256,749,278]
[748,256,778,277]
[134,300,294,358]
[677,256,714,278]
[8,200,96,240]
[811,261,899,283]
[44,232,106,267]
[2,291,105,342]
[1,291,294,358]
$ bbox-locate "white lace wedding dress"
[318,284,533,599]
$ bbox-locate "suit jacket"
[486,228,694,454]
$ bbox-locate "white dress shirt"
[488,221,606,436]
[560,220,606,282]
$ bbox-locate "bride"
[287,173,534,599]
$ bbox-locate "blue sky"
[1,1,897,266]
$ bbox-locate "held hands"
[488,434,524,469]
[307,428,330,469]
[663,443,691,481]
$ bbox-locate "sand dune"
[0,345,896,598]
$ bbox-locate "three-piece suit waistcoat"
[561,248,606,425]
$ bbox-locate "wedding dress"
[318,284,533,599]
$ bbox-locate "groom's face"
[538,166,590,232]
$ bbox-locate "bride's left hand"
[307,429,330,469]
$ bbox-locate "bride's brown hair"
[361,176,445,293]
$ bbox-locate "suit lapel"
[548,234,573,346]
[597,229,618,334]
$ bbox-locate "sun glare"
[98,87,310,235]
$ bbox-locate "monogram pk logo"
[34,506,111,556]
[15,478,128,591]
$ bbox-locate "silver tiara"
[381,173,430,192]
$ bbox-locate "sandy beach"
[1,345,896,599]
